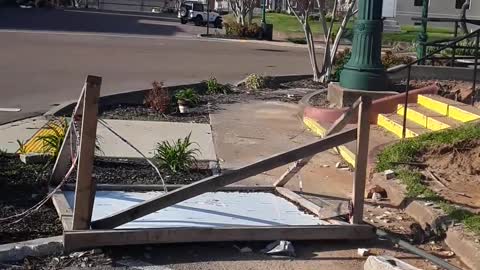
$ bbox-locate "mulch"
[80,157,212,185]
[99,79,323,122]
[0,154,62,245]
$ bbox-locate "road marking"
[0,108,21,112]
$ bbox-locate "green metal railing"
[397,28,480,139]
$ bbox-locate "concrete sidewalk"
[0,117,48,153]
[0,118,216,161]
[97,119,216,161]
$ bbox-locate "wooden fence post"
[72,75,102,230]
[350,96,371,224]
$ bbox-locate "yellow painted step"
[418,94,480,122]
[377,113,429,138]
[397,104,462,131]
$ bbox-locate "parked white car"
[178,1,223,28]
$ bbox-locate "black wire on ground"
[376,229,462,270]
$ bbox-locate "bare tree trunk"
[319,0,338,78]
[287,0,321,81]
[460,0,470,35]
[324,0,356,81]
[304,22,321,81]
[248,8,254,24]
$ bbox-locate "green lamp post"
[339,0,388,91]
[416,0,429,65]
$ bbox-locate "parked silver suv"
[178,1,223,28]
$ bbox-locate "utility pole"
[339,0,387,91]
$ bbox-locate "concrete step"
[418,94,480,122]
[397,103,463,131]
[377,113,429,138]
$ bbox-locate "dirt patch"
[277,78,324,90]
[421,140,480,209]
[99,87,315,122]
[409,80,477,104]
[0,154,62,245]
[307,91,332,108]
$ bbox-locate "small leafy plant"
[175,88,200,106]
[144,81,171,113]
[206,76,226,94]
[154,133,200,173]
[245,74,267,90]
[16,139,27,154]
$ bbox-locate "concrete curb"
[373,176,480,270]
[388,65,480,83]
[235,74,312,88]
[0,236,63,262]
[196,34,327,49]
[445,227,480,270]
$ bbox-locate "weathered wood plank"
[72,75,102,230]
[62,216,73,231]
[274,97,361,187]
[64,224,375,252]
[276,187,344,220]
[91,128,357,229]
[326,97,361,135]
[350,97,371,224]
[51,190,73,218]
[50,86,86,184]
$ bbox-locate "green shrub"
[331,48,351,82]
[381,50,414,69]
[245,74,267,90]
[331,49,413,81]
[175,88,200,106]
[224,22,262,39]
[206,77,226,94]
[154,133,200,173]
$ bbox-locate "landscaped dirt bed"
[421,139,480,210]
[0,153,62,245]
[67,157,213,186]
[100,104,210,123]
[98,84,319,122]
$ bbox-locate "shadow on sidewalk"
[0,7,183,36]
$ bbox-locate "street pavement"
[0,8,319,124]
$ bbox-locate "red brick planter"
[303,85,439,125]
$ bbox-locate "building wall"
[396,0,480,28]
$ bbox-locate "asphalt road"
[0,8,320,124]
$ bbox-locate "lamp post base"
[339,67,388,91]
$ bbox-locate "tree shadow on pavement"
[0,8,184,36]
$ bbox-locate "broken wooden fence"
[50,76,375,251]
